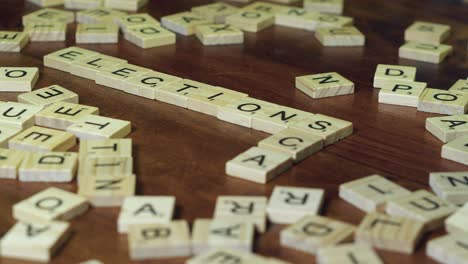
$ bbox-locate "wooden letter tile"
[355,212,424,254]
[67,114,131,140]
[242,2,288,14]
[290,114,353,145]
[280,215,355,255]
[19,151,78,182]
[296,72,354,99]
[0,67,39,92]
[373,64,417,89]
[124,71,181,99]
[399,42,453,64]
[311,14,353,29]
[191,2,239,24]
[258,128,323,162]
[0,31,29,52]
[22,8,75,25]
[251,106,314,134]
[426,114,468,143]
[427,233,468,264]
[0,220,71,263]
[65,0,103,10]
[187,86,248,117]
[226,146,292,184]
[442,135,468,165]
[267,186,324,224]
[339,174,411,212]
[79,138,132,158]
[95,63,151,90]
[76,23,119,44]
[9,126,76,152]
[226,11,275,32]
[13,187,89,222]
[69,54,127,80]
[196,24,244,46]
[0,102,42,129]
[161,12,210,36]
[449,79,468,94]
[44,46,99,72]
[125,24,176,49]
[275,8,319,31]
[0,126,23,148]
[316,243,383,264]
[78,174,136,207]
[78,156,133,182]
[186,248,256,264]
[104,0,147,12]
[404,21,450,45]
[214,196,267,233]
[386,189,456,231]
[446,203,468,234]
[430,171,468,205]
[128,221,191,260]
[35,101,99,130]
[24,22,67,42]
[378,80,427,107]
[418,88,468,115]
[315,26,365,47]
[117,13,159,32]
[118,196,175,233]
[18,85,79,107]
[0,148,29,179]
[156,79,215,108]
[217,97,278,128]
[76,8,126,24]
[304,0,344,14]
[191,219,254,254]
[27,0,65,7]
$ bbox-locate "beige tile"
[18,85,79,107]
[226,11,275,32]
[65,0,103,10]
[125,24,176,49]
[76,8,126,24]
[104,0,147,12]
[0,126,23,148]
[78,174,136,207]
[24,22,67,42]
[128,220,191,260]
[296,72,354,99]
[27,0,65,7]
[187,86,248,116]
[280,215,355,255]
[19,151,78,182]
[252,106,314,134]
[67,114,131,140]
[76,23,119,43]
[0,102,42,129]
[0,220,71,263]
[418,88,468,115]
[445,203,468,234]
[304,0,344,14]
[117,13,159,32]
[430,171,468,205]
[0,148,29,179]
[404,21,450,45]
[378,81,427,107]
[315,26,365,47]
[9,126,76,152]
[442,135,468,165]
[195,24,244,46]
[0,31,29,52]
[79,156,133,177]
[123,71,181,99]
[186,248,267,264]
[267,185,324,224]
[290,114,353,145]
[311,13,353,29]
[79,138,132,158]
[316,243,383,264]
[217,97,278,128]
[242,2,288,14]
[427,233,468,264]
[373,64,417,89]
[43,46,99,72]
[449,79,468,94]
[191,2,239,24]
[0,67,39,92]
[13,187,89,222]
[95,63,151,90]
[275,8,320,31]
[69,54,127,80]
[156,79,215,108]
[117,196,175,233]
[339,174,411,212]
[214,196,267,233]
[355,212,424,254]
[426,114,468,143]
[22,8,75,25]
[399,42,453,64]
[161,11,210,36]
[35,101,99,130]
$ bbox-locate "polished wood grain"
[1,0,468,263]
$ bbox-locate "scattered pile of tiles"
[27,0,148,11]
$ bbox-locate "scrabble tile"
[280,215,355,255]
[0,31,29,52]
[269,0,300,3]
[13,187,89,222]
[316,243,383,264]
[0,127,23,148]
[449,79,468,94]
[386,189,456,231]
[290,114,353,145]
[404,21,450,45]
[191,2,239,24]
[399,42,453,64]
[252,106,314,134]
[296,72,354,99]
[446,203,468,234]
[355,212,424,254]
[27,0,64,7]
[217,97,278,128]
[161,12,210,36]
[225,11,275,32]
[426,114,468,143]
[124,71,181,99]
[9,126,76,152]
[95,63,151,90]
[258,128,323,162]
[0,220,71,263]
[67,115,131,140]
[78,156,133,178]
[19,152,77,182]
[427,233,468,264]
[24,22,67,42]
[0,102,43,129]
[22,8,75,26]
[35,101,99,130]
[156,79,215,108]
[65,0,103,10]
[214,196,267,233]
[196,24,244,46]
[418,88,468,115]
[128,220,191,260]
[226,146,293,184]
[186,248,260,264]
[18,85,79,107]
[44,46,99,72]
[125,24,176,49]
[78,174,136,207]
[275,8,320,31]
[69,54,127,80]
[79,260,104,264]
[304,0,344,14]
[442,135,468,165]
[192,219,254,254]
[315,26,365,47]
[242,2,288,14]
[117,13,159,32]
[117,196,175,233]
[76,23,119,43]
[312,13,353,29]
[339,174,411,212]
[378,81,427,107]
[0,67,39,92]
[373,64,417,89]
[430,171,468,205]
[267,186,324,224]
[187,86,248,116]
[79,138,132,158]
[104,0,148,11]
[0,148,28,179]
[76,8,126,24]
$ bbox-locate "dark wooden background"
[0,0,467,263]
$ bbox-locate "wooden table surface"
[1,0,468,263]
